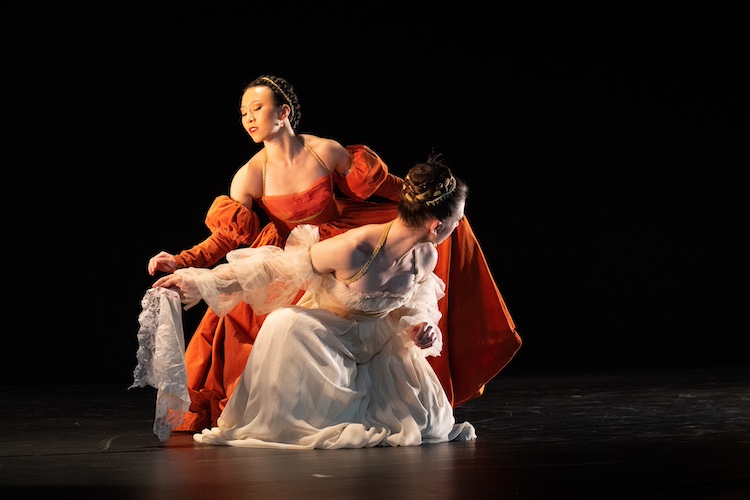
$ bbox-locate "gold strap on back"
[343,221,393,285]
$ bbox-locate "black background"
[4,5,746,386]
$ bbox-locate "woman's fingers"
[152,275,178,289]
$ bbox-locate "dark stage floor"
[1,365,748,499]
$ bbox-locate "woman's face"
[434,200,465,245]
[239,86,285,143]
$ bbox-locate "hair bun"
[403,171,456,206]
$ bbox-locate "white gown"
[175,224,476,449]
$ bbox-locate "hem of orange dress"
[173,411,212,433]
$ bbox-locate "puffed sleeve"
[174,225,321,317]
[393,274,446,358]
[173,195,260,269]
[335,145,404,202]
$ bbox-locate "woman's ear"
[429,220,442,235]
[281,104,292,122]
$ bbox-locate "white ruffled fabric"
[184,225,475,448]
[174,225,321,316]
[131,288,190,442]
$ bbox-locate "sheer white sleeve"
[174,224,323,317]
[394,273,446,358]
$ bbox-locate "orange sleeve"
[173,195,260,269]
[335,145,403,202]
[372,172,403,202]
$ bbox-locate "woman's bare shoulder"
[315,224,381,262]
[300,134,348,160]
[229,152,265,204]
[416,243,439,280]
[299,134,350,174]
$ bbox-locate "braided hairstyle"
[399,154,468,228]
[244,75,302,130]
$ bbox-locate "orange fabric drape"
[432,216,522,407]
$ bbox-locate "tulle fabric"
[130,288,191,441]
[186,225,475,448]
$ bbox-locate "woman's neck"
[382,219,432,262]
[263,132,303,166]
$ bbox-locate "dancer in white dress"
[153,157,476,449]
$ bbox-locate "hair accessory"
[259,77,295,120]
[403,174,457,206]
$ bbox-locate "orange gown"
[169,145,522,431]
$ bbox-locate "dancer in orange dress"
[152,157,477,448]
[147,75,521,432]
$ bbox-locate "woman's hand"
[406,322,437,350]
[152,273,195,302]
[148,251,177,276]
